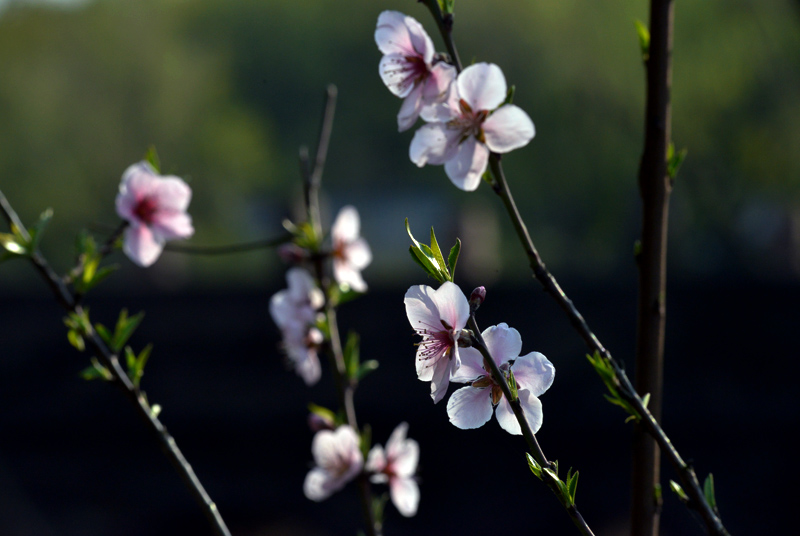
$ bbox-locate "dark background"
[1,278,796,535]
[1,0,799,534]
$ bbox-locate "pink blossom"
[446,323,554,435]
[331,206,372,292]
[270,268,325,385]
[304,425,364,501]
[366,422,420,517]
[409,63,535,191]
[404,282,470,403]
[375,10,456,132]
[115,162,194,267]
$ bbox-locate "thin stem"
[488,156,728,536]
[0,189,232,536]
[420,4,729,534]
[164,234,292,255]
[420,0,463,72]
[632,1,675,535]
[300,87,379,536]
[467,315,595,536]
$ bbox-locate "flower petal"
[365,445,387,473]
[429,356,453,404]
[495,389,543,435]
[457,63,507,112]
[303,467,333,501]
[409,123,460,167]
[123,224,164,267]
[444,136,489,191]
[446,385,493,429]
[390,477,420,517]
[332,205,361,243]
[379,53,417,99]
[483,105,535,153]
[511,351,555,398]
[449,347,487,383]
[397,83,424,131]
[431,282,470,332]
[404,285,440,335]
[375,11,416,56]
[152,176,192,212]
[151,212,194,241]
[482,323,523,366]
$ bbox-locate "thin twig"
[632,1,675,534]
[164,234,292,255]
[301,86,379,536]
[418,2,729,533]
[467,315,595,536]
[0,189,232,536]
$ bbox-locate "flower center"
[133,196,158,224]
[382,55,430,94]
[470,362,511,405]
[415,318,458,366]
[449,99,489,144]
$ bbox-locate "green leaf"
[80,357,113,381]
[526,453,542,479]
[28,208,53,251]
[144,145,161,173]
[507,369,519,401]
[567,469,579,503]
[356,359,379,381]
[447,238,461,279]
[669,480,689,502]
[94,323,112,344]
[667,143,688,180]
[703,474,717,512]
[67,329,85,351]
[308,403,338,427]
[635,19,650,62]
[127,344,152,388]
[343,332,360,380]
[503,84,516,106]
[641,392,651,409]
[429,227,449,281]
[0,233,27,255]
[82,264,119,293]
[111,309,144,353]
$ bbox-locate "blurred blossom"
[366,422,420,517]
[446,323,554,435]
[410,63,535,191]
[270,268,325,385]
[115,162,194,267]
[304,425,364,501]
[331,205,372,292]
[404,282,469,403]
[375,10,456,132]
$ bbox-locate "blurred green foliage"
[1,0,798,288]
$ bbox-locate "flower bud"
[469,286,486,312]
[308,412,335,432]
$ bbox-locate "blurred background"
[0,0,798,534]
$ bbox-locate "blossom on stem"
[270,268,325,385]
[304,425,364,501]
[409,63,535,191]
[331,206,372,292]
[446,323,554,435]
[115,162,194,267]
[375,10,456,132]
[404,282,469,403]
[366,422,420,517]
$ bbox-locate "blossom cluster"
[304,422,420,517]
[269,206,372,385]
[376,11,535,191]
[405,282,554,435]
